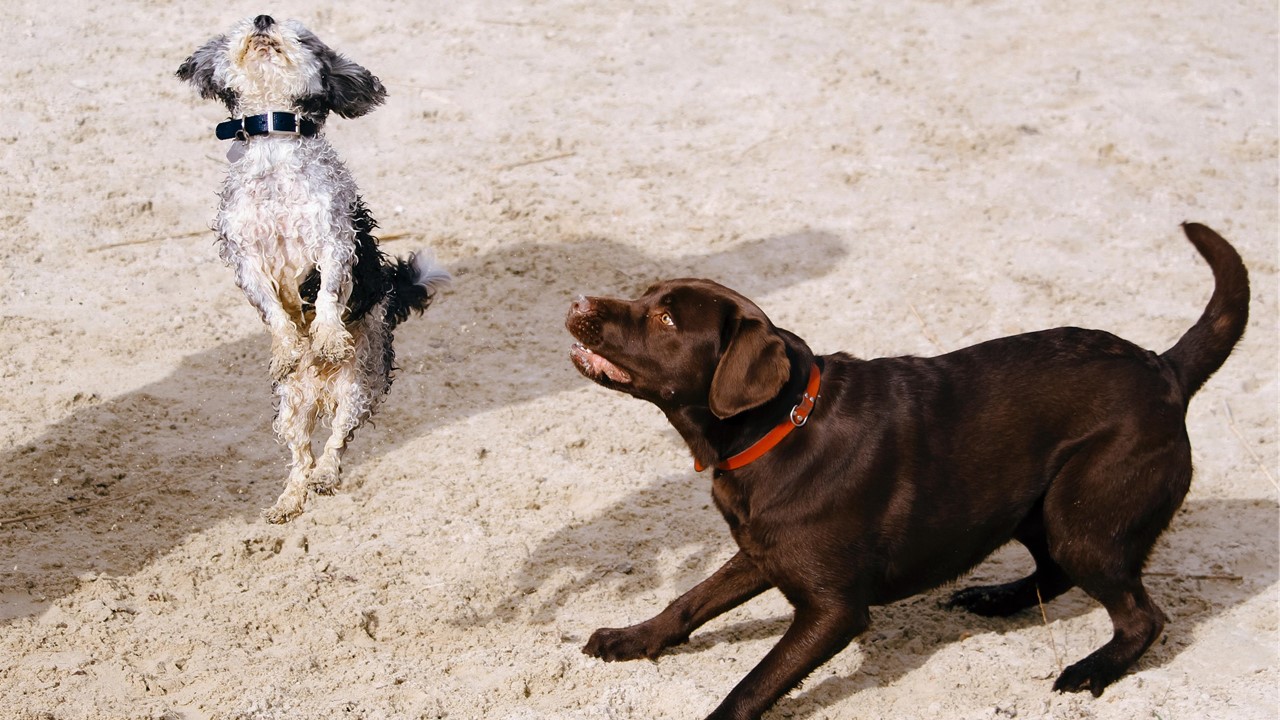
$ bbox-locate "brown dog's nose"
[571,295,592,315]
[254,15,275,31]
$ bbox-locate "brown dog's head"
[565,279,792,418]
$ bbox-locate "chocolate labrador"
[564,223,1249,720]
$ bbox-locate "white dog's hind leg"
[264,369,321,524]
[310,364,368,496]
[311,312,384,495]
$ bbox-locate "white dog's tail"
[386,251,450,328]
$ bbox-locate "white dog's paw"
[270,333,307,381]
[262,495,305,524]
[264,467,314,523]
[308,467,342,496]
[311,323,354,364]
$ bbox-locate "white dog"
[178,15,449,523]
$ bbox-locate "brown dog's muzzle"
[566,296,633,384]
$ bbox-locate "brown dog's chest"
[711,474,747,531]
[710,474,774,560]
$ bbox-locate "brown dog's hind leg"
[1052,580,1167,696]
[584,551,770,662]
[1042,438,1189,695]
[949,508,1075,616]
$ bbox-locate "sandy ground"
[0,1,1276,718]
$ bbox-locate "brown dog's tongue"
[587,349,631,383]
[572,345,633,383]
[599,359,631,383]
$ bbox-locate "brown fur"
[565,224,1249,720]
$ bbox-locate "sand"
[0,1,1276,718]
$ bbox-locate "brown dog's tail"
[1160,222,1250,400]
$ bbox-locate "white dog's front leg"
[309,249,354,364]
[226,239,307,381]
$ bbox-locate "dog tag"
[226,141,246,163]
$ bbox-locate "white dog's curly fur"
[179,15,449,523]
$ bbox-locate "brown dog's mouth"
[571,343,632,384]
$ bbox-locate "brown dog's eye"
[660,312,675,327]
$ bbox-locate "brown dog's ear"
[709,317,790,419]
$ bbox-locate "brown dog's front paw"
[583,624,673,662]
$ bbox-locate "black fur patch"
[293,93,331,126]
[384,257,438,327]
[295,29,387,120]
[299,198,389,324]
[176,35,239,113]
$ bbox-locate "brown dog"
[565,224,1249,720]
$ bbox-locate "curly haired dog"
[178,15,449,523]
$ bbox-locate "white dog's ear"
[298,30,387,119]
[325,53,387,118]
[177,35,235,110]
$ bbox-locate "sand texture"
[0,2,1276,718]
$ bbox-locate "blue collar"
[215,112,318,141]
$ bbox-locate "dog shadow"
[477,470,729,628]
[0,229,846,623]
[498,472,1276,717]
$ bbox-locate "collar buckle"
[789,391,816,427]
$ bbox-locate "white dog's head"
[177,15,386,125]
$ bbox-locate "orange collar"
[695,362,821,472]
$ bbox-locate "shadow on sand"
[498,464,1276,718]
[0,229,846,623]
[10,222,1267,719]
